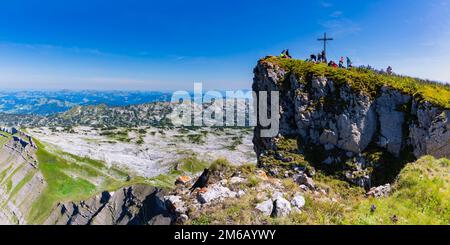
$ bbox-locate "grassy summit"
[262,56,450,109]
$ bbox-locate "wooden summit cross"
[317,32,333,62]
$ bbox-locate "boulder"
[366,184,391,198]
[177,214,189,224]
[230,177,246,184]
[273,197,291,217]
[271,191,284,200]
[294,173,315,190]
[164,195,187,214]
[175,176,192,185]
[255,199,274,216]
[237,190,246,198]
[197,184,237,204]
[256,170,269,180]
[291,194,306,209]
[299,185,309,192]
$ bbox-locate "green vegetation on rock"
[345,156,449,224]
[262,56,450,109]
[188,156,449,225]
[28,140,131,224]
[179,156,209,173]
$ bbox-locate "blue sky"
[0,0,449,91]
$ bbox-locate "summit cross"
[317,32,333,62]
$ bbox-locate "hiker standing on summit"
[387,66,393,75]
[321,50,326,63]
[346,57,352,68]
[339,57,345,68]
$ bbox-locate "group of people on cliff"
[280,49,394,75]
[280,50,353,69]
[308,54,353,69]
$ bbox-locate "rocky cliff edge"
[253,57,450,188]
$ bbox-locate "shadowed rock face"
[44,185,173,225]
[252,59,450,186]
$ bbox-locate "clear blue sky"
[0,0,449,91]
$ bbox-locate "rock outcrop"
[44,185,173,225]
[197,184,237,204]
[0,135,44,225]
[253,58,450,187]
[1,128,173,225]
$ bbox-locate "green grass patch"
[27,140,128,224]
[5,179,13,192]
[179,156,209,173]
[190,214,213,225]
[3,163,26,193]
[0,163,14,183]
[99,129,131,143]
[226,136,243,150]
[344,156,450,224]
[8,170,36,199]
[64,152,129,180]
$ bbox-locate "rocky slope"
[253,57,450,188]
[157,155,449,225]
[44,185,172,225]
[0,127,172,225]
[0,130,44,224]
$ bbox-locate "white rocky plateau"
[28,126,256,178]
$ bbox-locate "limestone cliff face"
[0,135,44,225]
[253,59,450,187]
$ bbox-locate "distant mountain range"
[0,102,174,128]
[0,101,253,128]
[0,90,173,116]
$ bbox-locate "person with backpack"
[339,57,344,68]
[322,50,327,63]
[346,57,352,68]
[387,66,393,75]
[280,49,292,59]
[286,49,292,59]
